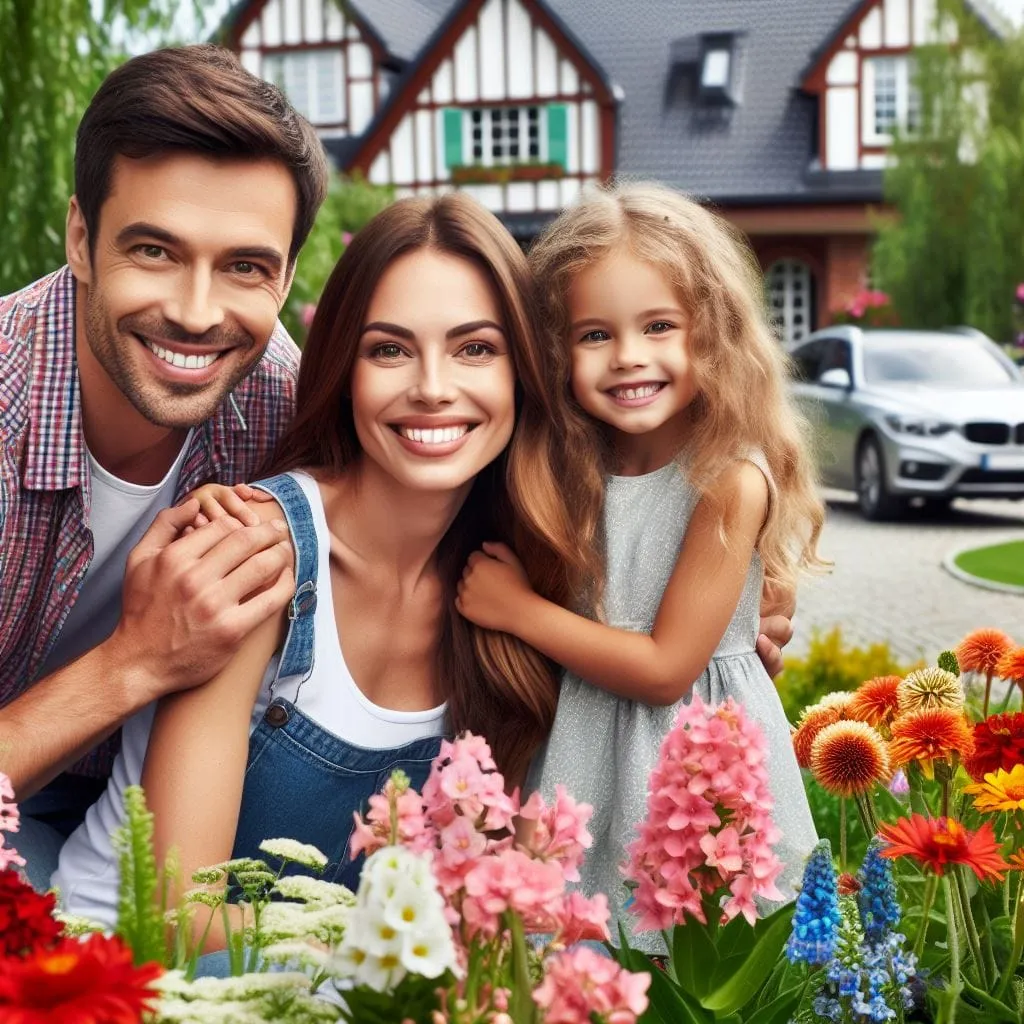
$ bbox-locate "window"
[866,57,920,140]
[263,50,344,125]
[766,260,814,344]
[789,340,826,382]
[701,49,730,89]
[443,105,569,169]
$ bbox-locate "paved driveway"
[791,493,1024,664]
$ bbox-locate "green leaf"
[743,982,808,1024]
[645,967,714,1024]
[700,910,793,1015]
[673,919,719,998]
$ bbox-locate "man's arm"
[0,502,294,799]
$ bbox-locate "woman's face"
[351,248,516,494]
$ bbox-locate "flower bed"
[3,626,1024,1023]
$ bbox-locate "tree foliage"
[0,0,195,295]
[873,0,1024,341]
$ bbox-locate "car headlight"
[883,414,956,437]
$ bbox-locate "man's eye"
[232,261,259,275]
[371,343,405,359]
[136,245,167,260]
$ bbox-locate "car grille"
[963,422,1010,444]
[960,468,1024,484]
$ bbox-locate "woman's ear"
[66,197,92,285]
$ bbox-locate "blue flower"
[786,840,842,965]
[858,839,902,943]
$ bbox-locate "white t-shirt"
[37,434,194,678]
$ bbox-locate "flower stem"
[839,798,847,871]
[943,875,962,1024]
[997,678,1015,714]
[661,929,679,982]
[978,896,999,986]
[995,890,1024,1003]
[983,669,994,718]
[914,872,939,960]
[953,865,988,989]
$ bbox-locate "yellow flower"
[896,667,963,716]
[963,765,1024,813]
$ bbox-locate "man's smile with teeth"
[392,424,474,444]
[140,336,221,370]
[608,383,665,400]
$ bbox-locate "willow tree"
[0,0,197,295]
[872,0,1024,341]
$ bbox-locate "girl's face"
[566,248,697,444]
[351,248,516,494]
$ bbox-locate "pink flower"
[341,231,354,246]
[349,777,430,860]
[624,695,784,930]
[533,947,650,1024]
[422,735,516,834]
[1016,282,1024,303]
[518,786,593,882]
[555,891,611,945]
[300,303,317,329]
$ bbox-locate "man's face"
[68,153,297,430]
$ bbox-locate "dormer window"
[698,34,738,104]
[701,49,731,89]
[863,56,920,143]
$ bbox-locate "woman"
[53,194,591,944]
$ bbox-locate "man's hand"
[108,499,294,700]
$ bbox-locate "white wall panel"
[826,87,858,169]
[860,153,889,169]
[324,0,344,41]
[564,102,580,173]
[241,20,261,47]
[506,182,535,212]
[432,59,454,105]
[537,180,560,211]
[454,26,479,102]
[415,109,434,183]
[883,0,909,48]
[261,0,283,47]
[478,0,505,100]
[827,51,858,85]
[506,0,534,99]
[391,116,415,185]
[240,48,261,76]
[580,100,599,174]
[350,80,374,134]
[462,184,503,211]
[559,59,579,95]
[303,0,323,44]
[349,42,372,77]
[912,0,935,44]
[859,6,882,48]
[283,0,302,45]
[535,29,558,96]
[369,150,390,185]
[559,177,581,206]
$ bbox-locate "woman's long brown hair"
[263,194,595,786]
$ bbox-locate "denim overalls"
[228,473,445,891]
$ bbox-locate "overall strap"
[251,473,318,682]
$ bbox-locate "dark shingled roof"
[350,0,451,62]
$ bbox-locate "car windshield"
[861,334,1016,387]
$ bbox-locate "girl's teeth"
[400,425,469,444]
[145,340,218,370]
[616,384,661,400]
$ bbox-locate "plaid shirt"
[0,267,300,777]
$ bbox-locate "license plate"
[981,453,1024,470]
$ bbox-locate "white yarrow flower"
[258,838,328,870]
[273,875,355,908]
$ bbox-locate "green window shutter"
[443,108,464,168]
[547,104,568,168]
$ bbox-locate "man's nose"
[162,269,225,336]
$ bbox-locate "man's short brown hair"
[75,44,329,265]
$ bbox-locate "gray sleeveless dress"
[528,456,817,952]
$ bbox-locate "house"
[220,0,1000,343]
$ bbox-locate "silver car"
[786,326,1024,520]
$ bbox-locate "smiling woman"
[53,194,596,948]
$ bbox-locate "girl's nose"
[610,334,649,369]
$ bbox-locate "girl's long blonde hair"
[529,182,826,594]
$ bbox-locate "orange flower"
[792,696,851,769]
[957,629,1013,675]
[849,675,902,730]
[888,706,974,779]
[878,814,1008,881]
[1008,849,1024,872]
[810,720,890,798]
[0,933,162,1024]
[963,765,1024,813]
[998,647,1024,687]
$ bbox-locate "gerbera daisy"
[1008,849,1024,872]
[963,765,1024,813]
[792,699,846,769]
[896,667,964,715]
[998,647,1024,689]
[810,720,890,798]
[964,712,1024,780]
[888,706,974,779]
[878,814,1008,881]
[849,675,902,730]
[957,629,1013,676]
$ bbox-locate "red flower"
[878,814,1008,882]
[0,934,162,1024]
[0,870,62,958]
[965,712,1024,780]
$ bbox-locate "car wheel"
[856,436,905,521]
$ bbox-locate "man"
[0,44,329,887]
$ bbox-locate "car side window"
[818,339,853,379]
[790,340,825,382]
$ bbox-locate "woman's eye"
[461,342,495,359]
[580,329,610,344]
[647,320,674,334]
[371,342,405,360]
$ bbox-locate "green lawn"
[954,539,1024,588]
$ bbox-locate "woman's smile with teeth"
[395,424,471,444]
[143,338,219,370]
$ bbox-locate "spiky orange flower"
[849,676,902,730]
[896,667,964,716]
[957,629,1013,675]
[792,695,851,769]
[878,814,1008,881]
[810,720,890,798]
[888,706,974,779]
[1008,849,1024,872]
[963,765,1024,813]
[997,647,1024,687]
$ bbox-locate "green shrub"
[777,626,920,724]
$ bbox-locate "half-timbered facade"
[221,0,1000,342]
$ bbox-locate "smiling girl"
[53,195,589,943]
[457,183,825,947]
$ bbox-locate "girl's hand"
[182,483,273,531]
[456,541,535,633]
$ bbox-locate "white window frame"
[766,260,813,345]
[701,49,731,89]
[462,106,549,166]
[862,55,919,145]
[263,50,345,125]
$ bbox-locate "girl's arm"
[457,461,769,707]
[140,505,290,951]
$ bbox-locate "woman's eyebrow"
[360,321,413,338]
[446,319,504,339]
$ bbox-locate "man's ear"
[281,260,297,305]
[66,197,92,285]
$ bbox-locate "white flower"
[258,839,328,870]
[259,940,332,972]
[399,925,458,979]
[258,902,352,946]
[155,971,312,1002]
[273,876,355,908]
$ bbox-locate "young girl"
[456,183,824,948]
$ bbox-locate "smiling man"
[0,45,329,887]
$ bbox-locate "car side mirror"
[818,367,852,390]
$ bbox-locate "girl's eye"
[370,342,405,360]
[646,320,675,334]
[460,341,496,359]
[580,329,610,344]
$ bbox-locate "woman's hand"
[183,483,274,530]
[456,541,536,633]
